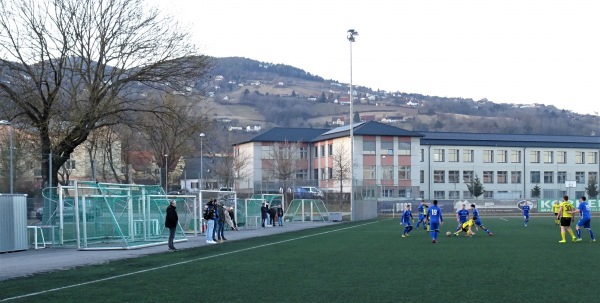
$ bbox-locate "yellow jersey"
[551,203,560,214]
[461,219,474,229]
[559,201,574,218]
[422,205,428,216]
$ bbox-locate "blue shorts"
[430,222,440,231]
[418,214,425,221]
[523,214,529,219]
[577,218,591,229]
[403,221,413,227]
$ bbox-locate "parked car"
[301,187,323,198]
[293,186,323,199]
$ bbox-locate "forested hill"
[204,57,600,137]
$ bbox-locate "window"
[530,151,540,163]
[433,149,445,162]
[381,165,394,180]
[299,147,308,159]
[557,151,567,164]
[382,189,394,197]
[381,141,393,155]
[497,150,507,163]
[261,146,273,159]
[483,191,494,199]
[320,145,325,157]
[576,172,585,184]
[463,150,474,162]
[588,152,598,164]
[328,144,333,156]
[511,150,522,163]
[434,170,445,183]
[320,168,326,180]
[463,191,473,199]
[328,168,333,179]
[557,171,567,184]
[530,171,540,183]
[448,149,459,162]
[420,149,424,162]
[589,172,598,183]
[65,159,76,170]
[296,169,308,180]
[313,146,318,158]
[448,170,460,183]
[313,169,318,180]
[543,151,553,164]
[449,191,460,199]
[434,191,446,199]
[398,142,411,155]
[497,171,507,183]
[576,152,585,164]
[463,171,474,183]
[363,166,376,179]
[483,171,494,183]
[483,150,494,163]
[420,170,425,183]
[544,171,554,183]
[363,141,376,155]
[511,171,521,184]
[398,166,411,180]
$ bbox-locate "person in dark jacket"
[261,202,268,228]
[268,205,277,227]
[216,203,227,241]
[277,205,284,226]
[165,200,179,251]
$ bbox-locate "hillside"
[204,57,599,136]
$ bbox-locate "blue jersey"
[578,201,591,220]
[522,205,530,215]
[457,209,469,222]
[418,205,425,218]
[427,206,443,223]
[401,210,413,223]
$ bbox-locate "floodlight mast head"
[347,29,358,42]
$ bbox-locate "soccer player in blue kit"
[456,203,469,231]
[572,196,595,242]
[400,204,414,237]
[471,204,493,236]
[426,200,443,243]
[522,202,530,227]
[416,200,426,230]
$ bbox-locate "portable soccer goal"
[39,181,199,250]
[284,199,331,222]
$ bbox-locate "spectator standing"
[277,205,284,226]
[269,204,277,227]
[165,200,179,251]
[228,206,238,230]
[216,202,227,241]
[261,202,268,228]
[204,199,217,244]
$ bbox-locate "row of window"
[423,170,598,184]
[427,149,599,164]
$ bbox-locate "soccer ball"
[446,231,452,237]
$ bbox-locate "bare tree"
[331,142,351,208]
[0,0,209,187]
[266,141,301,206]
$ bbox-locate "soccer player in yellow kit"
[556,196,576,243]
[454,219,475,237]
[552,201,560,226]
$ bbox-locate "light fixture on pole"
[164,154,168,192]
[347,29,358,221]
[0,120,13,194]
[199,133,205,191]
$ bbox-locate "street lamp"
[347,29,358,221]
[164,154,168,192]
[0,120,13,193]
[199,133,205,191]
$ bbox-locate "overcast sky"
[150,0,599,115]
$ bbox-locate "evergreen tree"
[586,178,598,198]
[531,184,541,198]
[466,176,484,199]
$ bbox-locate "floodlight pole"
[200,133,205,191]
[164,154,168,192]
[347,29,358,221]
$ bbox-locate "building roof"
[235,127,329,145]
[419,131,600,148]
[315,121,423,141]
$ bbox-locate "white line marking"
[499,218,508,221]
[1,221,379,302]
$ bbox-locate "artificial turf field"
[1,216,598,303]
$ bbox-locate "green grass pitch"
[1,216,598,302]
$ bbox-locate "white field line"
[1,221,380,302]
[499,218,509,221]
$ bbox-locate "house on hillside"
[360,114,376,122]
[331,116,346,126]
